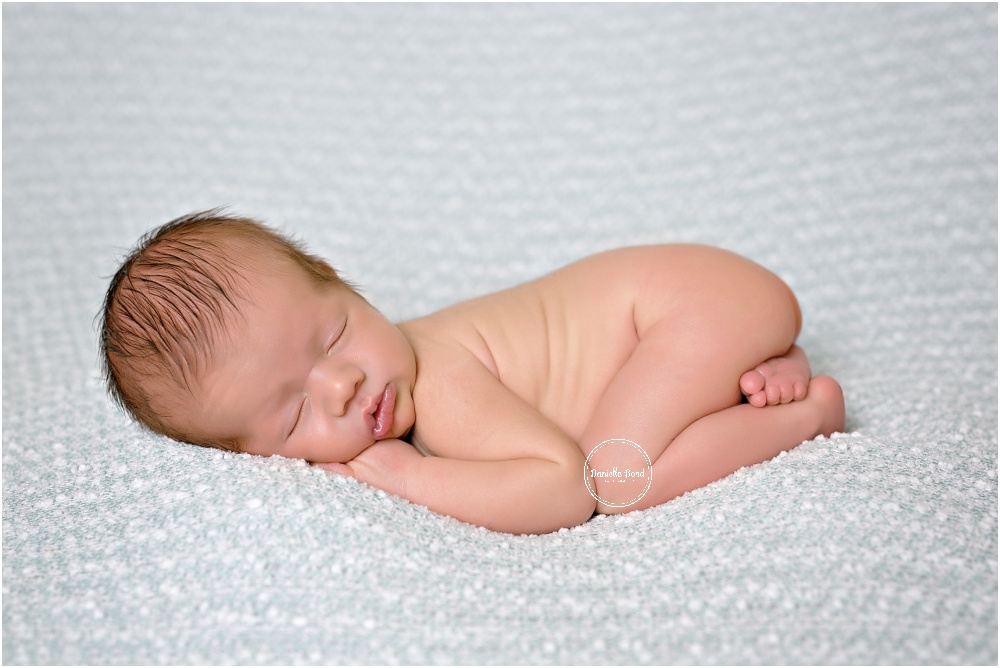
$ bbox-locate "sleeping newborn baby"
[100,210,844,534]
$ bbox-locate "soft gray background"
[3,4,996,664]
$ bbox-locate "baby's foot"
[740,345,811,408]
[807,374,847,437]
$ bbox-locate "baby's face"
[181,260,417,464]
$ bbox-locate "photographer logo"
[583,438,653,507]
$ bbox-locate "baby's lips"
[372,383,396,438]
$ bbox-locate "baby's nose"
[313,362,364,417]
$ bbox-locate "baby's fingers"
[311,461,356,478]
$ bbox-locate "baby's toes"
[793,380,807,402]
[780,380,798,404]
[740,369,766,397]
[765,382,783,405]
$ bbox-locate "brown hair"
[99,208,351,449]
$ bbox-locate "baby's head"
[100,210,417,462]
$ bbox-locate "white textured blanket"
[3,4,996,664]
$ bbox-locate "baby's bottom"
[582,247,845,513]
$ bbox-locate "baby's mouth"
[369,383,396,439]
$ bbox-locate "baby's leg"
[580,246,830,510]
[622,375,845,512]
[580,246,803,475]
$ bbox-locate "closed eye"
[288,397,307,438]
[326,318,347,354]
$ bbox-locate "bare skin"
[178,244,845,534]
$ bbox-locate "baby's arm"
[324,437,592,534]
[318,348,596,534]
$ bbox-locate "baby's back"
[401,247,660,442]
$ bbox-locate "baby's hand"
[310,460,355,477]
[312,439,423,497]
